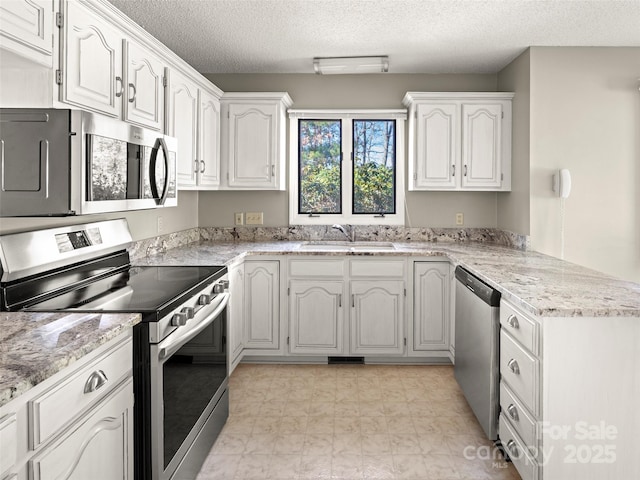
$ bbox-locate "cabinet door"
[228,263,244,373]
[244,261,279,350]
[198,89,221,188]
[350,280,404,355]
[166,69,198,188]
[415,103,458,189]
[227,103,277,189]
[289,280,344,355]
[124,41,164,130]
[62,0,122,116]
[30,379,133,480]
[413,262,450,351]
[0,0,53,64]
[461,103,503,189]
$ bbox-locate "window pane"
[352,120,395,214]
[299,120,342,214]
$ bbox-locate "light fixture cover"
[313,56,389,74]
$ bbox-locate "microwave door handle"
[149,137,170,205]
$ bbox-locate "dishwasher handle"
[455,266,501,306]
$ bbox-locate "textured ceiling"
[107,0,640,74]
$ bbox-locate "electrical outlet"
[246,212,264,225]
[455,213,464,226]
[157,216,164,233]
[234,212,244,225]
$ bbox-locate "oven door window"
[162,311,227,468]
[88,135,128,201]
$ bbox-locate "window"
[289,110,406,225]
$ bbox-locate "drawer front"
[0,413,17,475]
[500,330,538,415]
[29,378,133,480]
[500,382,537,458]
[29,337,133,448]
[350,259,405,277]
[499,414,538,480]
[289,259,345,277]
[500,300,538,354]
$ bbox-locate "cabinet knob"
[464,164,468,176]
[84,370,108,394]
[128,82,137,103]
[507,359,520,375]
[200,160,206,173]
[507,404,519,421]
[451,164,455,177]
[507,314,520,329]
[506,439,520,458]
[194,159,199,173]
[115,76,124,98]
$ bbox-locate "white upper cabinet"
[0,0,53,66]
[62,0,122,117]
[166,69,199,187]
[62,1,166,129]
[198,89,221,188]
[167,68,222,190]
[124,40,164,130]
[403,92,513,191]
[221,92,292,190]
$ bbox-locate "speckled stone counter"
[134,240,640,318]
[0,312,141,408]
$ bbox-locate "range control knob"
[181,307,195,320]
[171,312,187,327]
[213,283,225,294]
[198,294,212,305]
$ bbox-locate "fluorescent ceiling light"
[313,56,389,74]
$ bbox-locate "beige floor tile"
[298,454,332,479]
[362,454,395,479]
[199,364,522,480]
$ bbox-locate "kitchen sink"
[298,241,397,252]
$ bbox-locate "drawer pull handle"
[506,439,520,458]
[507,404,519,421]
[507,359,520,375]
[507,314,520,329]
[84,370,108,394]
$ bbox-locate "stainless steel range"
[0,219,229,480]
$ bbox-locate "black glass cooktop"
[4,262,226,319]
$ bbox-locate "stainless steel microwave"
[0,109,177,216]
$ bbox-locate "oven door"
[149,293,229,480]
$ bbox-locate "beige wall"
[528,47,640,282]
[203,73,500,228]
[497,49,531,235]
[0,191,199,241]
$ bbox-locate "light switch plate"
[234,213,244,225]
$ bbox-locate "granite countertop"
[0,312,140,408]
[135,240,640,318]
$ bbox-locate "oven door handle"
[157,293,229,361]
[149,137,170,206]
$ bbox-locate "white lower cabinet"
[287,258,407,357]
[412,262,451,353]
[0,331,134,480]
[289,280,345,355]
[243,261,280,350]
[30,379,133,480]
[228,262,245,374]
[350,280,405,355]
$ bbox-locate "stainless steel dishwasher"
[454,266,501,440]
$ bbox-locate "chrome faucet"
[332,224,356,242]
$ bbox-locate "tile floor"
[197,363,521,480]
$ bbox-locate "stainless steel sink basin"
[298,241,396,252]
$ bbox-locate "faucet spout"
[331,224,355,242]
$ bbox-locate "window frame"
[288,109,406,226]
